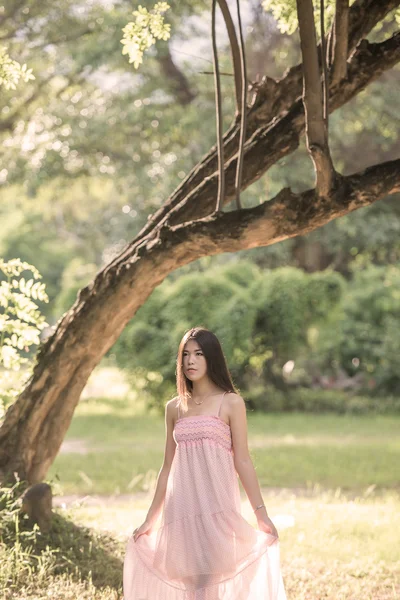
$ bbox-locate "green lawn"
[3,488,400,599]
[49,395,400,496]
[49,488,399,600]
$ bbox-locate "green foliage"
[261,0,299,35]
[0,259,48,366]
[245,384,288,412]
[261,0,399,41]
[109,259,399,403]
[0,47,34,90]
[313,265,400,393]
[0,481,123,596]
[261,0,336,35]
[54,259,98,316]
[246,386,400,415]
[252,267,344,361]
[112,262,345,406]
[0,258,48,414]
[0,177,148,320]
[213,260,262,289]
[121,3,171,68]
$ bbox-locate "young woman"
[123,326,287,599]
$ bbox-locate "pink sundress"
[123,393,287,599]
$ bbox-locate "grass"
[0,483,124,600]
[4,380,400,599]
[3,488,398,599]
[49,395,400,495]
[279,489,400,599]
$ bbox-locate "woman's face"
[182,339,208,382]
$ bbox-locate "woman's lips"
[187,369,197,372]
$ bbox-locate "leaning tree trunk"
[0,0,399,484]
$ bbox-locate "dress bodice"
[174,415,233,453]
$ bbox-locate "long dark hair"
[176,327,238,413]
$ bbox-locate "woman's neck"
[190,381,222,399]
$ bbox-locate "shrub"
[244,386,400,415]
[313,265,400,394]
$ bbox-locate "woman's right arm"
[143,398,177,526]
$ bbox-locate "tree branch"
[296,0,336,197]
[254,0,399,123]
[113,30,400,268]
[128,0,399,250]
[156,44,196,105]
[163,158,400,255]
[331,0,350,84]
[347,0,399,52]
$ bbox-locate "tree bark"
[331,0,350,84]
[0,4,399,485]
[296,0,336,197]
[156,44,196,105]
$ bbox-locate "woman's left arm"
[229,393,279,538]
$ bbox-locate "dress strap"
[217,391,228,417]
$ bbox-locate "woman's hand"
[132,519,154,542]
[257,514,279,540]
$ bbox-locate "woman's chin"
[186,372,203,381]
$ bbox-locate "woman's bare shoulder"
[167,395,179,404]
[225,391,245,405]
[224,392,246,422]
[166,396,180,413]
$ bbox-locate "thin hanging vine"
[212,0,225,212]
[234,0,248,210]
[320,0,329,126]
[212,0,248,213]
